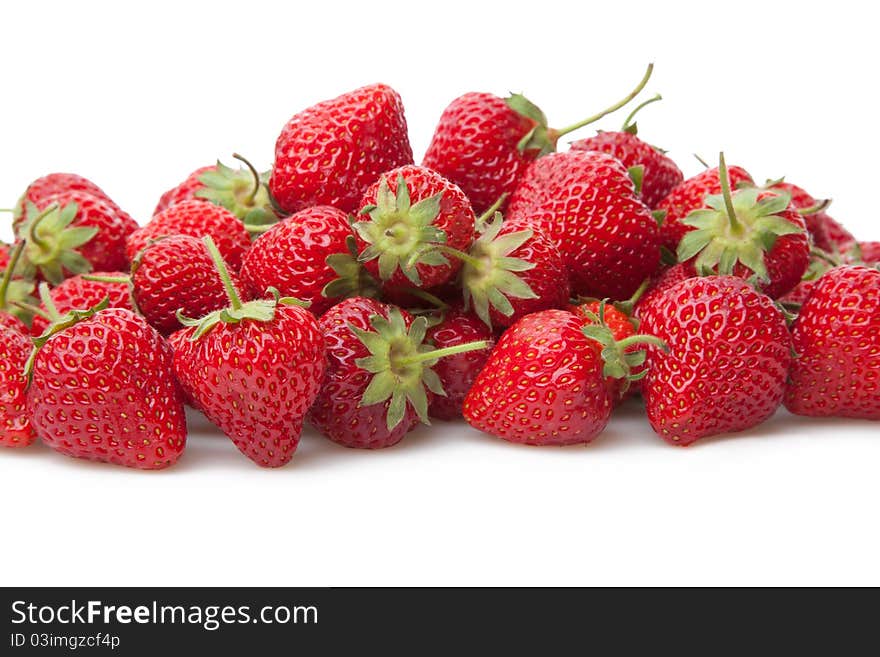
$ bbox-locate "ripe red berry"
[0,325,35,448]
[29,273,132,336]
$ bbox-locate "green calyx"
[354,175,449,287]
[0,240,37,324]
[506,63,655,156]
[580,300,667,386]
[321,234,381,303]
[178,236,309,340]
[350,308,489,430]
[24,282,110,381]
[677,153,803,282]
[195,154,281,233]
[454,212,537,328]
[19,202,97,285]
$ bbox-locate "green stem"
[554,63,654,137]
[693,154,710,169]
[0,241,25,308]
[398,340,489,365]
[38,282,62,322]
[617,334,668,352]
[797,199,831,216]
[810,247,842,267]
[27,204,60,253]
[82,274,130,284]
[203,236,242,310]
[717,153,743,233]
[615,278,653,316]
[622,93,662,132]
[398,287,449,310]
[233,153,261,206]
[11,300,50,320]
[440,245,483,269]
[0,208,14,213]
[476,194,508,228]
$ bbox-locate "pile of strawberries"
[1,64,878,469]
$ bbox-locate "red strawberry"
[12,172,109,230]
[354,165,475,291]
[132,235,247,335]
[307,297,488,448]
[172,238,326,467]
[676,155,809,299]
[784,265,880,419]
[463,308,661,445]
[0,241,36,331]
[29,273,132,336]
[822,216,856,251]
[241,205,369,315]
[854,241,880,264]
[126,199,251,270]
[269,83,414,214]
[422,64,655,215]
[570,94,683,208]
[426,307,494,420]
[459,213,569,328]
[27,304,187,469]
[506,149,660,300]
[16,192,138,283]
[0,325,35,448]
[0,243,9,271]
[765,179,854,253]
[634,262,696,320]
[640,276,792,445]
[657,163,754,251]
[153,156,280,229]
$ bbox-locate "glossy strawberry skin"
[241,206,352,315]
[0,313,27,335]
[657,165,754,251]
[571,131,683,208]
[426,307,494,420]
[173,305,325,467]
[132,235,245,335]
[30,272,133,336]
[634,262,696,320]
[27,309,187,469]
[0,326,35,448]
[154,165,215,216]
[0,243,10,270]
[856,242,880,264]
[784,265,880,419]
[488,218,570,328]
[307,297,422,448]
[463,309,614,445]
[13,173,110,231]
[357,165,475,290]
[269,83,414,214]
[18,190,139,274]
[422,92,537,215]
[640,276,792,445]
[126,200,251,271]
[507,150,660,301]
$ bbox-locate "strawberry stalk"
[621,93,662,135]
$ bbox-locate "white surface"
[1,0,877,586]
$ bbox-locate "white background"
[1,0,878,586]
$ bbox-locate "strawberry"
[426,306,494,420]
[307,297,488,448]
[570,94,683,208]
[634,262,696,320]
[784,265,880,419]
[656,163,754,251]
[639,276,792,445]
[458,213,569,328]
[12,172,109,231]
[0,325,35,448]
[153,155,280,230]
[29,272,132,336]
[764,179,855,253]
[676,154,809,299]
[241,205,370,316]
[269,83,414,215]
[0,241,36,332]
[126,199,251,271]
[171,237,325,467]
[131,235,247,335]
[16,192,138,283]
[26,301,187,469]
[422,64,655,215]
[506,149,660,300]
[853,242,880,264]
[463,307,662,445]
[354,165,475,291]
[0,243,9,271]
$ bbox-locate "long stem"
[439,245,483,269]
[38,282,62,322]
[233,152,261,206]
[0,241,25,307]
[27,204,60,252]
[797,199,831,216]
[398,340,490,365]
[717,153,743,233]
[476,194,508,228]
[82,274,130,284]
[622,93,662,132]
[203,236,242,310]
[555,63,654,137]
